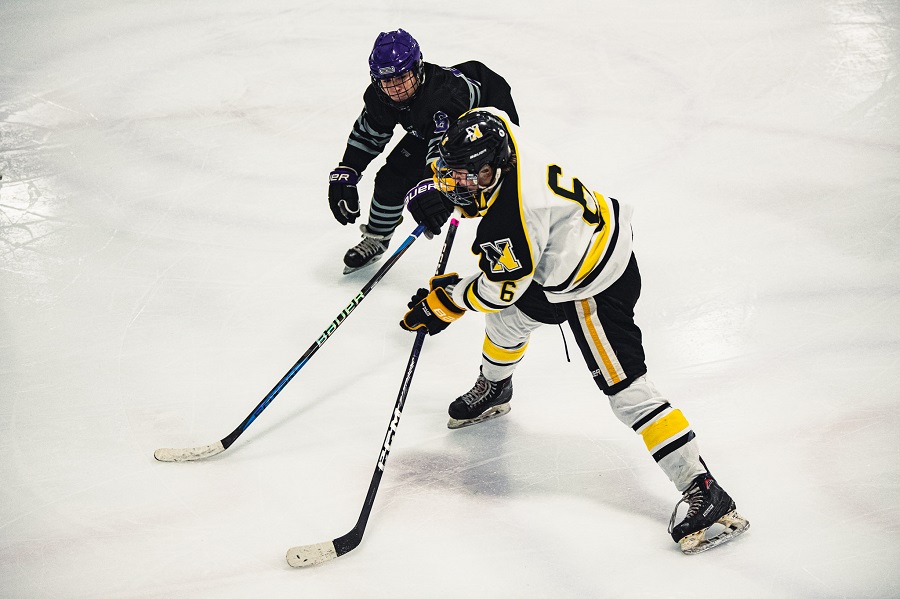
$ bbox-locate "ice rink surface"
[2,1,899,597]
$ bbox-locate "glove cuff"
[404,179,436,205]
[330,166,360,185]
[425,287,465,323]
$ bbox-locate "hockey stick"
[153,223,429,462]
[286,218,459,568]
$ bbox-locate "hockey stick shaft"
[154,224,428,462]
[286,218,459,567]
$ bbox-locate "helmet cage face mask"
[433,158,481,206]
[368,29,425,106]
[433,112,511,207]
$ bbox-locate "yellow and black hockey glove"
[400,273,464,335]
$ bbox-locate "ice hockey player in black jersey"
[327,29,519,273]
[400,108,749,554]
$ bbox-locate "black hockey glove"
[328,166,361,225]
[404,179,454,239]
[400,273,464,335]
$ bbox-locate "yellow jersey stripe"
[573,193,613,284]
[466,281,502,313]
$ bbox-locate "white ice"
[2,1,899,598]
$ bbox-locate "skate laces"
[461,375,493,408]
[352,235,386,258]
[667,479,706,534]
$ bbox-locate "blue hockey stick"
[154,224,428,462]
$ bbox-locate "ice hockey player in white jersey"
[399,108,749,554]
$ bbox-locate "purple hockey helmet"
[368,29,425,104]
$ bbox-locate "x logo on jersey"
[479,238,521,273]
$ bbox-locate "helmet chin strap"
[479,167,503,195]
[474,168,504,210]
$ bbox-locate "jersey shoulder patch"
[433,111,449,134]
[472,181,534,282]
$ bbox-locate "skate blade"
[447,403,511,429]
[679,510,750,555]
[342,253,384,275]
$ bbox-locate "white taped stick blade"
[286,541,338,568]
[153,442,225,462]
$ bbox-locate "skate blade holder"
[679,510,750,555]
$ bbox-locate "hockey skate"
[343,225,390,274]
[668,473,749,554]
[447,372,512,429]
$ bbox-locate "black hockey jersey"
[340,61,519,177]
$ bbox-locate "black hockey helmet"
[433,110,512,207]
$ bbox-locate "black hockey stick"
[154,224,429,462]
[286,217,459,567]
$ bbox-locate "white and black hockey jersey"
[449,109,634,312]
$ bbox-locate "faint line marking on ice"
[0,464,156,533]
[27,93,98,122]
[708,118,900,152]
[121,252,189,346]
